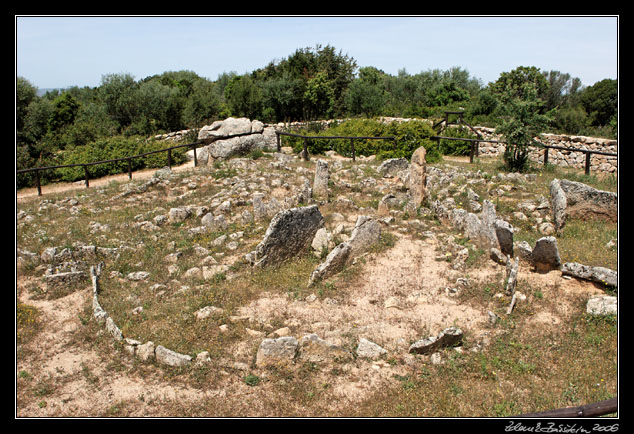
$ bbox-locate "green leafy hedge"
[285,118,441,162]
[55,136,187,182]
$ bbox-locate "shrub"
[55,136,186,182]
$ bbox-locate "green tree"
[224,74,262,119]
[99,73,140,131]
[579,78,617,127]
[17,77,38,141]
[47,92,80,133]
[304,71,335,120]
[344,66,387,117]
[492,67,551,172]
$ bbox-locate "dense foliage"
[17,44,617,187]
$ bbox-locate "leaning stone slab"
[561,262,617,287]
[252,206,324,268]
[155,345,192,367]
[105,316,123,341]
[378,158,409,177]
[308,242,351,286]
[586,295,617,316]
[348,215,382,259]
[256,336,299,367]
[409,327,463,355]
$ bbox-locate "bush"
[283,118,439,162]
[55,136,187,182]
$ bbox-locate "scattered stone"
[408,327,463,355]
[298,334,353,363]
[136,341,156,361]
[586,295,617,316]
[255,336,299,367]
[356,338,388,359]
[155,345,192,367]
[195,305,224,319]
[127,271,150,281]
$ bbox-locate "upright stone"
[409,146,428,206]
[531,236,561,272]
[313,159,329,199]
[252,206,324,268]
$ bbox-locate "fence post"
[302,138,309,161]
[35,169,42,196]
[168,148,172,169]
[276,131,281,152]
[469,141,475,163]
[83,165,90,189]
[585,151,591,175]
[127,158,133,180]
[350,138,355,162]
[544,147,549,167]
[192,144,198,167]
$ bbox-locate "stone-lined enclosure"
[162,117,617,176]
[18,136,616,370]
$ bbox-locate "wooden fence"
[431,135,617,175]
[16,140,205,196]
[275,131,396,161]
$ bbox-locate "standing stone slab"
[252,206,324,268]
[313,159,330,199]
[409,146,428,206]
[308,242,351,286]
[550,178,617,233]
[531,236,561,272]
[348,215,382,259]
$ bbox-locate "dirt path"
[16,161,196,204]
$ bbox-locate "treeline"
[16,44,617,186]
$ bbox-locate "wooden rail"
[514,397,617,418]
[16,140,205,196]
[275,131,396,161]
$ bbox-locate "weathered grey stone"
[356,338,388,359]
[409,146,428,206]
[348,215,382,259]
[127,271,150,281]
[198,117,253,140]
[378,158,409,177]
[105,316,123,341]
[494,219,514,256]
[195,305,224,319]
[308,242,351,286]
[586,295,617,316]
[561,262,617,287]
[298,334,353,363]
[505,256,520,295]
[409,327,463,355]
[313,159,329,199]
[256,336,299,367]
[311,227,333,256]
[550,178,617,233]
[252,206,324,268]
[136,341,156,361]
[168,207,191,223]
[531,237,561,271]
[155,345,192,367]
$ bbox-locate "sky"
[15,16,618,91]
